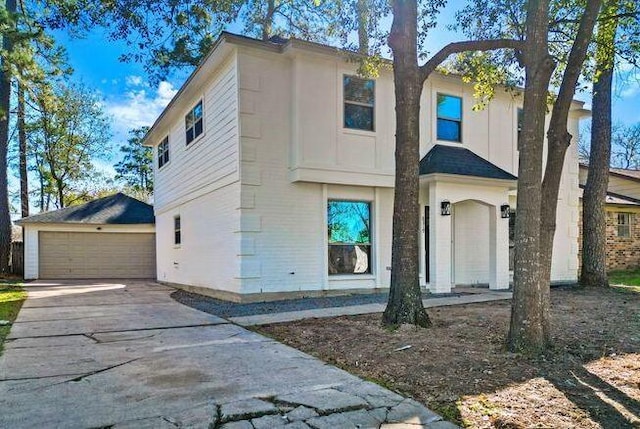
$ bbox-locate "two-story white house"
[144,32,587,302]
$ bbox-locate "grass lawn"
[609,268,640,289]
[258,286,640,428]
[0,282,26,355]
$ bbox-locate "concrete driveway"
[0,280,453,429]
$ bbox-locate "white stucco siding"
[289,53,396,187]
[153,54,240,212]
[22,223,155,280]
[155,182,241,293]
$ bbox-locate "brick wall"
[578,203,640,271]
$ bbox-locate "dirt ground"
[258,287,640,428]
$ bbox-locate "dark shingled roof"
[15,193,154,225]
[419,145,517,181]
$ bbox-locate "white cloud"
[621,85,640,99]
[105,80,178,143]
[125,75,144,87]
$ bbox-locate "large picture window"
[437,93,462,142]
[328,200,372,275]
[185,100,203,145]
[343,76,375,131]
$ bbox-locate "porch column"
[489,204,510,290]
[428,182,452,293]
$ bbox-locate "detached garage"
[16,193,156,280]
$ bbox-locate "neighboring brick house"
[579,164,640,271]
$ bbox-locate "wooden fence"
[10,241,23,275]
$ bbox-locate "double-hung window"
[327,200,372,275]
[617,213,632,238]
[185,100,203,145]
[158,136,169,168]
[437,94,462,142]
[174,216,182,245]
[343,76,375,131]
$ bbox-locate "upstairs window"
[185,100,203,145]
[158,136,169,168]
[617,213,632,238]
[437,94,462,142]
[174,216,182,245]
[344,76,375,131]
[328,200,372,275]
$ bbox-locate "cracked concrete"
[0,280,456,428]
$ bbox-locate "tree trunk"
[581,1,618,288]
[0,0,17,273]
[356,0,369,55]
[539,0,601,341]
[508,0,555,354]
[382,0,430,328]
[18,82,29,218]
[262,0,275,40]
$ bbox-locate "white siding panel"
[154,56,240,212]
[155,182,241,293]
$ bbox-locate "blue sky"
[51,8,640,174]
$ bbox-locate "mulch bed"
[257,287,640,428]
[171,289,468,318]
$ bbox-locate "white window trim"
[327,198,374,276]
[617,212,632,238]
[435,92,463,143]
[158,136,170,170]
[185,99,205,148]
[342,74,376,133]
[173,215,182,247]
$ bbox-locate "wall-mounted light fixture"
[500,204,511,219]
[441,200,451,216]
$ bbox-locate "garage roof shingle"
[419,144,517,181]
[15,193,154,225]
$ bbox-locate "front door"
[424,206,429,283]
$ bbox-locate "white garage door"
[39,231,156,279]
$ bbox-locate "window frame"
[436,93,463,143]
[343,75,375,132]
[174,215,182,246]
[185,100,204,146]
[158,136,170,169]
[617,212,632,238]
[327,199,373,276]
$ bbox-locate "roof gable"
[419,145,517,181]
[16,193,154,225]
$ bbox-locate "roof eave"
[420,172,518,190]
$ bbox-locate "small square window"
[344,76,375,131]
[158,136,169,168]
[185,100,203,145]
[437,94,462,142]
[617,213,631,238]
[174,216,181,245]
